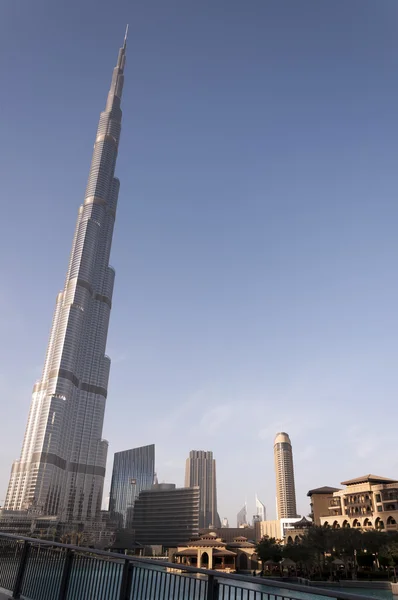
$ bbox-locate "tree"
[304,526,332,569]
[283,540,314,571]
[379,536,398,574]
[333,528,363,559]
[256,536,282,565]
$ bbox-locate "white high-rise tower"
[5,30,128,522]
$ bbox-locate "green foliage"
[379,540,398,567]
[282,540,314,566]
[332,527,363,558]
[255,527,398,577]
[361,530,387,554]
[305,526,333,555]
[256,536,282,563]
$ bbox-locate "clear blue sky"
[1,0,398,525]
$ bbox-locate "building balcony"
[382,498,398,504]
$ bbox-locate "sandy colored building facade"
[315,475,398,531]
[255,517,311,543]
[307,486,341,525]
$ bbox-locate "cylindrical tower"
[274,432,298,519]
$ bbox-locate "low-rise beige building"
[255,519,282,541]
[174,533,260,572]
[316,475,398,531]
[255,517,312,543]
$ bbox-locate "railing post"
[58,548,74,600]
[119,558,134,600]
[207,574,219,600]
[12,540,30,599]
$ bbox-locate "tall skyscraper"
[5,31,129,522]
[237,502,247,527]
[109,445,155,529]
[185,450,220,529]
[255,494,266,521]
[274,432,298,519]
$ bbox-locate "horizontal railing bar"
[0,531,380,600]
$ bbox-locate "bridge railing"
[0,531,378,600]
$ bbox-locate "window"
[375,494,381,503]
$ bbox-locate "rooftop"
[274,432,291,445]
[227,541,256,548]
[187,539,225,547]
[307,486,341,496]
[292,516,312,529]
[341,474,398,486]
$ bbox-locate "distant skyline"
[2,0,398,526]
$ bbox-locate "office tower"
[237,503,247,528]
[109,444,155,529]
[221,517,229,528]
[185,450,220,529]
[132,483,200,547]
[4,31,129,522]
[255,495,266,521]
[274,432,298,519]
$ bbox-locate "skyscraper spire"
[5,33,128,522]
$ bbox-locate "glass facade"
[109,445,155,529]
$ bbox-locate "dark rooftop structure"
[199,527,256,543]
[341,475,398,486]
[292,516,312,529]
[307,486,340,496]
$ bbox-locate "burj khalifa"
[5,30,128,522]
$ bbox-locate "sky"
[1,0,398,526]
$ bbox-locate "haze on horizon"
[1,0,398,526]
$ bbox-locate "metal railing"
[0,532,379,600]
